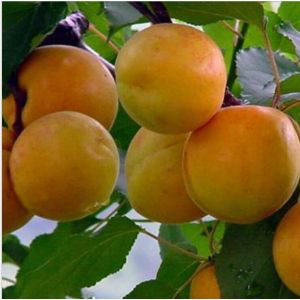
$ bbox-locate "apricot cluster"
[2,45,119,233]
[116,24,300,297]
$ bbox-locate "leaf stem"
[141,228,207,262]
[88,24,120,53]
[172,261,212,299]
[2,277,16,284]
[221,21,243,39]
[199,219,210,239]
[262,29,281,108]
[227,22,249,89]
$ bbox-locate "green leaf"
[156,252,199,298]
[281,73,300,95]
[180,221,225,258]
[215,222,281,298]
[126,249,199,299]
[278,2,300,30]
[124,280,174,299]
[236,47,300,104]
[78,2,130,63]
[203,21,235,72]
[278,22,300,57]
[2,2,67,97]
[14,217,140,298]
[164,2,264,29]
[159,224,197,259]
[282,100,300,125]
[2,235,29,266]
[103,2,144,33]
[215,191,299,299]
[243,11,284,51]
[3,286,17,299]
[111,105,140,151]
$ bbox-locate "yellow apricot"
[3,45,118,130]
[183,105,300,224]
[3,150,32,234]
[190,265,221,299]
[116,23,226,134]
[2,127,16,151]
[273,202,300,296]
[10,111,119,221]
[125,128,205,223]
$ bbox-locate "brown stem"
[150,2,172,23]
[208,220,220,255]
[221,21,243,39]
[88,24,120,53]
[262,29,281,107]
[130,2,160,23]
[172,261,212,299]
[8,74,26,136]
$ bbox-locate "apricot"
[3,45,118,130]
[273,202,300,296]
[125,128,205,223]
[190,265,221,299]
[3,151,32,234]
[116,23,226,134]
[2,127,16,151]
[183,105,300,224]
[10,111,119,221]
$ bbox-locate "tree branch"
[150,2,172,23]
[130,2,160,23]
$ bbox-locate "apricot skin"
[183,105,300,224]
[273,202,300,296]
[3,45,118,130]
[3,151,32,234]
[10,111,119,221]
[190,265,221,299]
[125,128,205,223]
[116,23,226,134]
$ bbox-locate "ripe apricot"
[116,23,226,134]
[190,265,221,299]
[125,128,205,223]
[2,127,16,151]
[3,150,32,234]
[10,111,119,221]
[183,105,300,224]
[3,45,118,130]
[273,202,300,296]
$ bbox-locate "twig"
[2,277,16,284]
[208,220,220,255]
[221,21,243,39]
[227,22,249,89]
[262,29,281,108]
[150,2,172,23]
[91,200,127,233]
[172,261,212,299]
[130,2,159,23]
[141,228,207,262]
[199,219,210,239]
[88,24,120,53]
